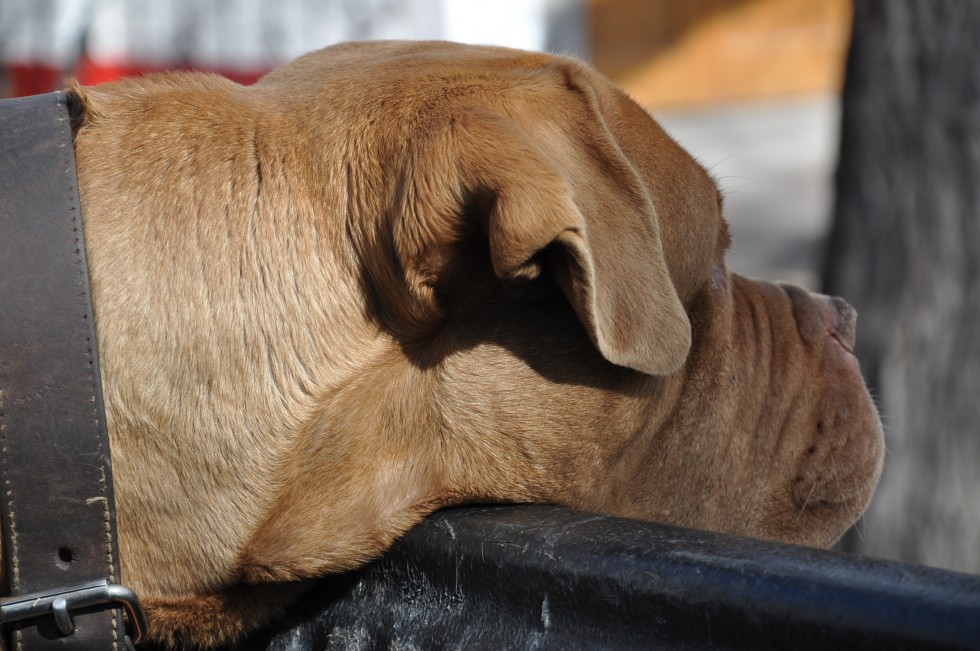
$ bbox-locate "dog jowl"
[11,41,884,645]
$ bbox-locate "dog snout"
[826,295,857,352]
[780,284,859,352]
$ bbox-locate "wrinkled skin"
[1,41,883,647]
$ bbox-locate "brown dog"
[38,41,885,646]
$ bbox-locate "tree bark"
[825,0,980,572]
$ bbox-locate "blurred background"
[1,0,977,574]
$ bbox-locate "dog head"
[63,41,883,645]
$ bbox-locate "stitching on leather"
[2,379,22,651]
[60,92,119,651]
[2,458,23,651]
[0,390,20,595]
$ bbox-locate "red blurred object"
[74,55,269,87]
[74,56,154,87]
[5,58,269,98]
[9,63,63,97]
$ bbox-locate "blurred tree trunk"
[825,0,980,572]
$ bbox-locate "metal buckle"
[0,579,146,645]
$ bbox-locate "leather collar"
[0,92,145,650]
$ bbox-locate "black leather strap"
[0,92,127,649]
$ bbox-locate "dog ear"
[394,108,691,376]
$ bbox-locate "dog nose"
[825,295,857,352]
[779,284,860,352]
